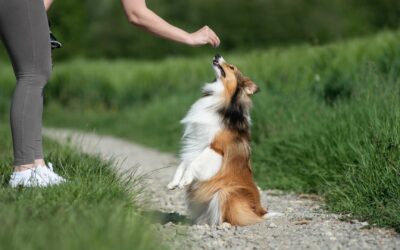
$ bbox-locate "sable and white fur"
[168,55,267,226]
[167,77,225,189]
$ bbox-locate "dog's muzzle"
[212,54,226,78]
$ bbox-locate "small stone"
[209,232,217,238]
[294,220,311,225]
[361,221,369,226]
[164,222,174,227]
[221,222,232,228]
[268,222,277,228]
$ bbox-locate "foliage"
[0,125,166,250]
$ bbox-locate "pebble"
[361,221,369,227]
[268,222,278,228]
[221,222,232,228]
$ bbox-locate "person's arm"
[120,0,220,47]
[44,0,53,11]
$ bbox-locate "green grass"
[1,30,399,231]
[0,124,166,250]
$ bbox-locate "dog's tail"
[222,190,265,226]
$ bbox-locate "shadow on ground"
[142,210,193,225]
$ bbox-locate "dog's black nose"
[213,54,222,64]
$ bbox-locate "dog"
[167,55,267,226]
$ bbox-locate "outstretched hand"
[188,26,221,48]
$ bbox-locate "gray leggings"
[0,0,52,166]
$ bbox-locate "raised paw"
[177,174,194,189]
[167,182,178,190]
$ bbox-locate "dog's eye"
[229,65,235,70]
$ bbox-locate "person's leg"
[0,0,52,170]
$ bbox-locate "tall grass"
[0,125,165,250]
[0,30,399,231]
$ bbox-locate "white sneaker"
[9,168,48,188]
[9,162,66,188]
[35,162,66,185]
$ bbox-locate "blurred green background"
[49,0,400,60]
[0,0,399,236]
[1,0,399,60]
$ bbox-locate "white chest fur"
[180,81,224,163]
[167,81,225,189]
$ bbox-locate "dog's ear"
[244,80,260,95]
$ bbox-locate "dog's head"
[212,54,259,100]
[210,55,259,132]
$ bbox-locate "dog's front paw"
[167,182,178,190]
[178,175,194,189]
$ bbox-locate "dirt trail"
[44,128,399,250]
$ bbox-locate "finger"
[203,28,216,47]
[203,26,218,47]
[210,32,220,47]
[207,27,220,47]
[207,37,216,47]
[211,30,221,46]
[206,30,218,47]
[208,34,218,47]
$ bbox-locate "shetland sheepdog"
[167,55,267,226]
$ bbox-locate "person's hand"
[188,26,220,47]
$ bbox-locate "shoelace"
[29,168,45,186]
[30,162,55,185]
[48,162,54,172]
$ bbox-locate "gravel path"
[44,128,400,250]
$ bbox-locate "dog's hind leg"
[192,192,222,225]
[167,161,188,190]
